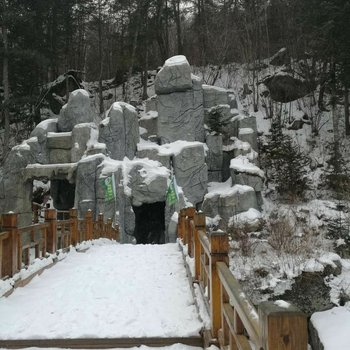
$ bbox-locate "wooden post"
[98,213,104,239]
[45,209,57,253]
[70,208,78,246]
[194,211,206,281]
[1,212,19,277]
[85,210,93,241]
[185,207,196,256]
[178,209,186,240]
[107,218,113,239]
[209,230,229,338]
[259,301,308,350]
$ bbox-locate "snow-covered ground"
[0,240,202,340]
[0,345,203,350]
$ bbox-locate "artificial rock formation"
[0,54,264,238]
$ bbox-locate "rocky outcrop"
[99,102,139,160]
[155,55,192,94]
[202,180,258,225]
[173,143,208,205]
[57,89,95,132]
[263,74,311,103]
[156,56,204,143]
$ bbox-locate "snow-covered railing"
[0,209,119,279]
[178,208,308,350]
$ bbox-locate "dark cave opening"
[132,202,166,244]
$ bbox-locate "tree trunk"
[98,0,104,115]
[345,86,350,136]
[172,0,183,54]
[331,61,339,142]
[1,0,10,158]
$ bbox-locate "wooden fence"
[178,207,308,350]
[0,208,119,280]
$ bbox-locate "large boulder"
[157,89,203,143]
[75,154,105,216]
[155,55,192,94]
[99,102,139,160]
[202,179,258,222]
[125,159,169,207]
[263,74,311,103]
[238,128,258,151]
[57,89,95,132]
[230,156,264,192]
[206,134,223,171]
[202,85,228,108]
[172,142,208,205]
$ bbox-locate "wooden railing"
[178,207,308,350]
[0,209,119,280]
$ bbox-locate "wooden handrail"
[178,208,308,350]
[1,209,119,280]
[217,261,261,347]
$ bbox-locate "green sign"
[101,175,115,201]
[166,176,178,205]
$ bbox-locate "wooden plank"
[198,231,210,256]
[222,304,252,350]
[0,337,204,349]
[0,231,9,241]
[217,262,261,346]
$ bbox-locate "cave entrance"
[51,179,75,219]
[32,178,51,223]
[132,202,166,244]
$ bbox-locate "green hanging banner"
[101,175,116,202]
[166,176,179,205]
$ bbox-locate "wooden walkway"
[0,208,309,350]
[0,243,203,348]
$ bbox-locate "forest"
[1,0,350,162]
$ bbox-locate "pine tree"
[261,120,310,200]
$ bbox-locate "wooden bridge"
[0,207,308,350]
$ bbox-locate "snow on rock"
[229,208,263,231]
[0,242,203,339]
[230,156,264,178]
[30,118,58,143]
[100,156,170,206]
[155,55,192,94]
[230,156,264,193]
[202,178,258,224]
[137,140,207,205]
[58,89,95,132]
[311,304,350,350]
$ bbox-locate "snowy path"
[0,240,203,340]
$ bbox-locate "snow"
[100,157,169,197]
[47,131,72,138]
[239,127,254,135]
[202,84,227,93]
[0,346,202,350]
[34,118,58,131]
[137,139,206,157]
[311,304,350,350]
[71,89,89,98]
[0,241,203,339]
[229,208,262,228]
[205,178,254,199]
[139,110,158,120]
[230,155,264,178]
[164,55,189,67]
[274,300,291,308]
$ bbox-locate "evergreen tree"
[261,120,310,200]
